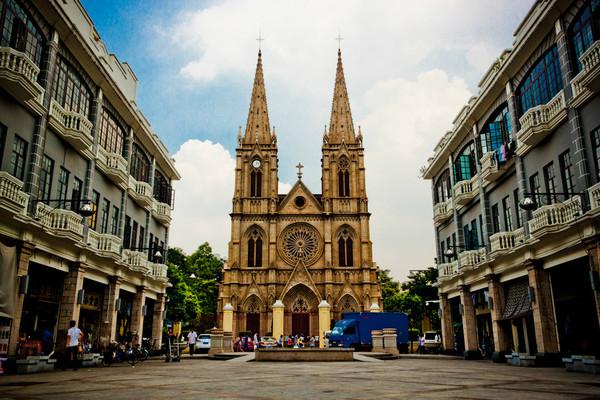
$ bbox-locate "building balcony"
[588,182,600,211]
[128,176,153,209]
[35,202,83,241]
[152,198,172,225]
[96,146,128,189]
[122,249,150,274]
[480,150,515,185]
[433,198,453,225]
[516,90,567,156]
[528,196,582,236]
[458,248,486,270]
[437,261,458,281]
[150,262,168,280]
[577,40,600,92]
[453,175,479,206]
[0,47,43,104]
[0,171,29,215]
[48,99,94,159]
[87,229,122,257]
[489,227,525,255]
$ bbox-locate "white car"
[197,334,211,353]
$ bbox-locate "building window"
[148,233,154,260]
[130,143,150,183]
[56,167,69,209]
[100,198,110,233]
[338,156,351,197]
[513,189,522,228]
[124,216,131,249]
[52,56,92,118]
[70,177,82,212]
[569,0,600,73]
[111,205,119,236]
[559,150,575,197]
[454,141,477,182]
[0,0,44,66]
[10,135,27,180]
[131,220,138,250]
[529,173,542,208]
[338,229,354,266]
[250,169,262,197]
[247,229,262,267]
[39,155,54,203]
[154,169,172,205]
[543,162,557,203]
[0,123,6,167]
[479,214,485,245]
[471,219,479,249]
[592,127,600,180]
[478,104,512,159]
[502,196,513,232]
[138,226,145,251]
[98,107,125,155]
[439,241,445,263]
[434,169,452,203]
[491,204,500,234]
[88,190,100,229]
[517,46,563,116]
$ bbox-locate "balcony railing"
[516,90,567,155]
[480,150,514,184]
[128,176,153,209]
[453,175,479,206]
[152,198,172,225]
[577,40,600,92]
[96,146,128,188]
[35,202,83,239]
[458,248,486,269]
[122,249,150,273]
[589,181,600,211]
[88,229,122,257]
[0,171,29,214]
[48,99,94,158]
[528,195,582,235]
[489,227,525,254]
[0,46,43,102]
[437,261,458,281]
[433,198,453,225]
[150,262,168,279]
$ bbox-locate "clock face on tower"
[252,159,261,169]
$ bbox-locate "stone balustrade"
[35,202,83,238]
[437,261,458,281]
[128,176,153,209]
[122,249,150,273]
[517,90,567,155]
[458,248,486,269]
[88,229,122,256]
[0,171,29,214]
[0,46,43,102]
[453,175,479,206]
[150,262,168,279]
[588,181,600,211]
[49,99,94,157]
[97,146,128,187]
[489,227,525,253]
[433,198,453,225]
[152,199,172,225]
[528,196,582,235]
[578,40,600,90]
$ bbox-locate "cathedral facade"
[218,49,381,337]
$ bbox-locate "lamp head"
[79,200,95,217]
[519,196,536,211]
[444,248,456,258]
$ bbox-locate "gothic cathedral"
[218,49,381,337]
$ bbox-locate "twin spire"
[242,49,357,145]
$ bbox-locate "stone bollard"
[382,328,399,356]
[208,327,224,355]
[371,329,385,352]
[222,331,233,353]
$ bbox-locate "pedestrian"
[418,334,426,354]
[187,328,198,357]
[287,336,293,348]
[253,332,259,351]
[309,336,315,348]
[65,320,82,370]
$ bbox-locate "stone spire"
[328,49,355,144]
[243,50,271,144]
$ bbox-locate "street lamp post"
[518,191,587,212]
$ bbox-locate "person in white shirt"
[65,320,82,370]
[187,328,198,357]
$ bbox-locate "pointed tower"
[243,50,271,144]
[328,49,355,144]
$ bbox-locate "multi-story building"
[422,0,600,365]
[0,0,180,361]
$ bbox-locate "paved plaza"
[1,357,600,399]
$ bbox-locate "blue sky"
[81,0,534,279]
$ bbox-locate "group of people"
[281,334,319,348]
[232,333,320,352]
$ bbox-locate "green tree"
[378,268,400,304]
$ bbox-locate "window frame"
[10,134,27,181]
[517,46,563,116]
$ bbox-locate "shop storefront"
[473,289,493,354]
[502,278,536,354]
[78,279,105,352]
[115,290,134,342]
[142,298,155,342]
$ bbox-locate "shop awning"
[501,279,532,320]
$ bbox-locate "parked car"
[197,334,211,353]
[423,331,441,352]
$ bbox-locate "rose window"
[278,223,323,266]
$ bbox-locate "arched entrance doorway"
[244,295,262,335]
[283,284,319,337]
[291,297,310,336]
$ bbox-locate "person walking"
[253,332,259,351]
[65,320,82,370]
[418,334,426,354]
[187,328,198,358]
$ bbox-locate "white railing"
[580,40,600,76]
[88,229,121,255]
[49,99,93,139]
[528,196,582,234]
[454,175,478,202]
[480,151,497,174]
[122,249,150,273]
[35,202,83,237]
[0,171,29,212]
[437,261,458,280]
[150,262,168,278]
[588,181,600,210]
[489,227,525,253]
[129,176,152,198]
[97,146,127,176]
[153,199,171,220]
[0,46,40,84]
[433,198,452,222]
[459,248,486,268]
[518,90,566,137]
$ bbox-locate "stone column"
[99,276,121,347]
[459,285,480,359]
[222,303,234,332]
[318,300,330,348]
[371,330,384,352]
[527,261,560,363]
[382,328,399,356]
[208,327,224,355]
[151,293,166,350]
[486,274,511,362]
[8,241,35,357]
[56,262,86,350]
[130,286,145,345]
[272,300,284,340]
[439,292,454,353]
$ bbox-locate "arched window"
[52,56,92,119]
[338,157,350,197]
[517,46,563,116]
[247,229,263,267]
[569,0,600,73]
[250,169,262,197]
[338,228,353,267]
[98,107,125,155]
[130,143,150,183]
[477,103,513,163]
[434,169,452,203]
[454,142,477,182]
[154,169,172,205]
[0,0,45,66]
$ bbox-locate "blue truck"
[328,312,409,351]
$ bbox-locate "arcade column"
[272,300,284,340]
[318,300,330,348]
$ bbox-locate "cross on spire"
[336,33,343,49]
[257,31,264,51]
[296,162,304,180]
